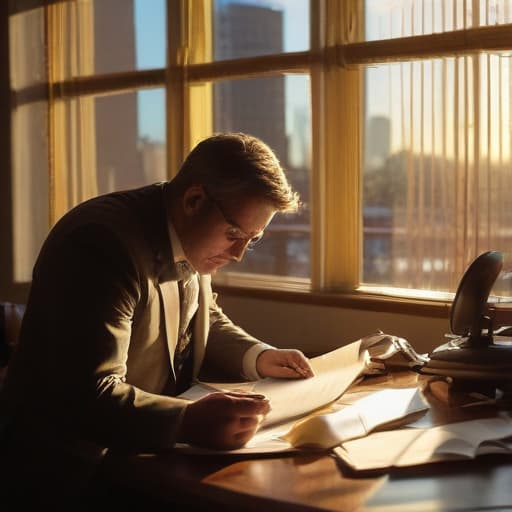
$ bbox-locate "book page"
[334,429,422,471]
[334,414,512,471]
[417,415,512,461]
[476,438,512,455]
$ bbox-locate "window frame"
[0,1,17,301]
[2,0,512,314]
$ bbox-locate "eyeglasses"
[204,189,264,250]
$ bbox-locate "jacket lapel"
[158,279,180,379]
[193,276,210,379]
[148,184,181,378]
[148,182,209,382]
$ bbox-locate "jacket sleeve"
[200,278,273,380]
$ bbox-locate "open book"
[333,414,512,473]
[176,334,429,454]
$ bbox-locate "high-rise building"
[139,137,166,184]
[93,0,142,192]
[364,115,391,170]
[213,1,288,167]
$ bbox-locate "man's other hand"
[256,348,314,379]
[180,392,270,450]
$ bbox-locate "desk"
[99,372,512,511]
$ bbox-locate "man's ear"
[182,185,207,216]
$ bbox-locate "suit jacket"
[0,182,264,496]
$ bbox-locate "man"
[0,132,313,501]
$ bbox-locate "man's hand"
[179,392,270,450]
[256,348,314,379]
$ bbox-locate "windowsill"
[212,272,453,319]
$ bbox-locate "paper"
[179,338,367,428]
[334,414,512,472]
[175,334,430,454]
[284,387,428,449]
[174,387,428,455]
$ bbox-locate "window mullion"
[343,23,512,66]
[167,0,213,178]
[166,0,188,178]
[185,0,213,151]
[311,0,362,292]
[187,52,310,82]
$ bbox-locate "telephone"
[421,250,512,398]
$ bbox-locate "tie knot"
[175,260,194,282]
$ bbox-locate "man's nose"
[228,239,250,262]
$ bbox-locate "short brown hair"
[172,133,300,212]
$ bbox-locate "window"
[3,0,512,304]
[360,1,512,296]
[212,75,311,278]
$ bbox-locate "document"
[175,386,427,455]
[180,338,366,428]
[333,414,512,472]
[176,335,430,454]
[283,386,427,449]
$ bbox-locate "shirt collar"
[167,219,189,266]
[162,183,197,275]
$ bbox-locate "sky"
[134,0,166,142]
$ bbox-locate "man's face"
[180,186,276,275]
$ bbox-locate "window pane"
[362,54,512,294]
[364,0,512,41]
[213,74,311,278]
[134,0,166,70]
[12,101,49,282]
[9,6,46,90]
[213,0,309,61]
[95,89,166,194]
[9,7,48,282]
[73,0,166,77]
[44,89,165,244]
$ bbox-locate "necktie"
[174,267,199,392]
[178,272,199,339]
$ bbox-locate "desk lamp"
[421,250,512,398]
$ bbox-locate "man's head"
[168,133,300,274]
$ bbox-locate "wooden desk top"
[100,372,512,511]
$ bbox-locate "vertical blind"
[361,0,512,294]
